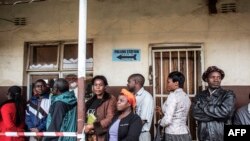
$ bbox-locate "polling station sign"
[112,49,141,61]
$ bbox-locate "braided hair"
[7,86,24,125]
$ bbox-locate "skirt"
[164,133,191,141]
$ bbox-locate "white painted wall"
[0,0,79,86]
[88,0,250,86]
[0,0,250,86]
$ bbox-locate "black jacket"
[192,88,236,141]
[107,112,142,141]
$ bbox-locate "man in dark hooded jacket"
[192,66,236,141]
[43,78,77,141]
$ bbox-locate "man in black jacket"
[192,66,236,141]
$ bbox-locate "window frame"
[25,40,94,99]
[60,41,79,71]
[26,42,61,71]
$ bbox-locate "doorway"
[151,43,205,140]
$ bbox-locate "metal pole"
[77,0,87,137]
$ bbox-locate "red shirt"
[0,102,25,141]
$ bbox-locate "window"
[27,43,60,71]
[61,42,93,70]
[25,40,93,99]
[62,43,78,70]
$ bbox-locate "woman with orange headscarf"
[107,88,143,141]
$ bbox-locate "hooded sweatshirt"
[44,91,77,141]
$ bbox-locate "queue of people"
[0,66,249,141]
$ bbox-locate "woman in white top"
[156,71,191,141]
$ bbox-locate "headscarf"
[120,88,136,109]
[202,66,225,82]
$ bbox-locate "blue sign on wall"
[112,49,141,61]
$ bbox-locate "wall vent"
[14,17,26,26]
[220,2,237,13]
